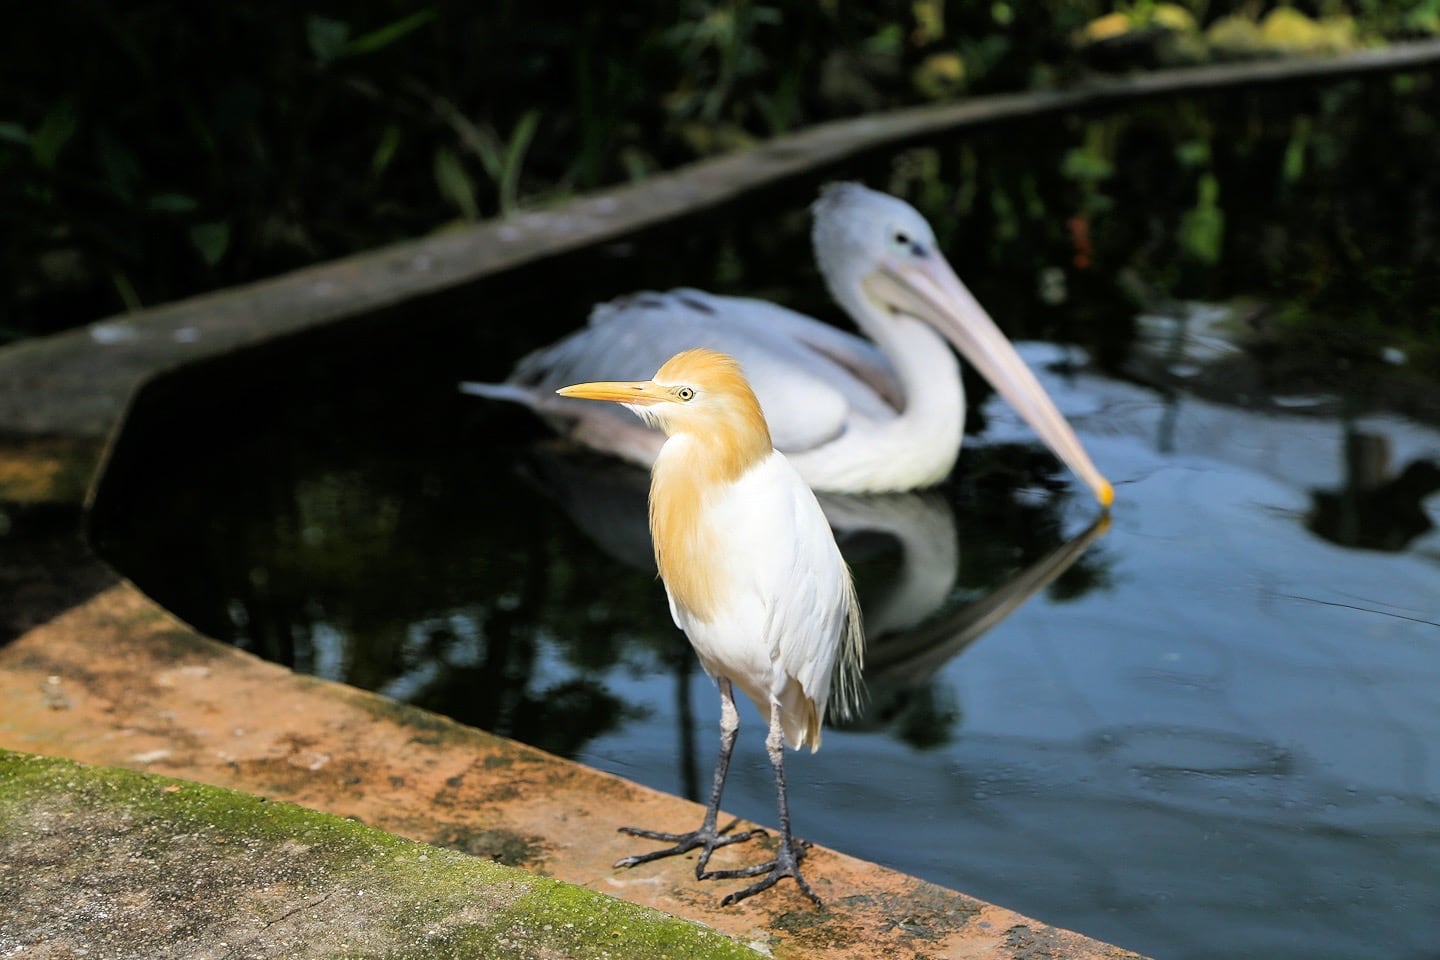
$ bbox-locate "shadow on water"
[1306,425,1440,552]
[89,74,1440,960]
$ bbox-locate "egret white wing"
[724,453,864,748]
[768,456,864,724]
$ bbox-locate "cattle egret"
[465,182,1112,506]
[557,348,863,908]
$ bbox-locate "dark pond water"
[91,74,1440,960]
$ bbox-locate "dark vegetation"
[4,0,1439,344]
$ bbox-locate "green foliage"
[823,68,1440,387]
[1350,0,1440,34]
[306,9,440,67]
[0,1,939,338]
[2,1,1437,340]
[469,109,542,215]
[30,100,78,170]
[433,146,479,221]
[1179,172,1224,264]
[188,221,231,267]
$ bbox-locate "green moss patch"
[0,750,764,959]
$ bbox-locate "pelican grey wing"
[693,288,904,411]
[468,289,899,459]
[459,295,688,468]
[588,290,900,450]
[653,290,901,418]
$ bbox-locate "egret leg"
[702,701,823,909]
[614,678,767,877]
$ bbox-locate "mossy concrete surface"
[0,584,1148,959]
[0,749,765,960]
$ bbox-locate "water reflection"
[1307,427,1440,552]
[520,442,968,624]
[850,513,1109,742]
[90,393,1110,768]
[519,441,1112,752]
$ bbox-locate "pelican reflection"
[519,441,1110,742]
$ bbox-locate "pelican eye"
[893,229,928,259]
[676,386,695,401]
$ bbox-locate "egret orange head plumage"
[558,349,776,620]
[557,347,771,483]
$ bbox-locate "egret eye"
[893,230,910,247]
[677,386,695,401]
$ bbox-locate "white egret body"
[466,182,1112,506]
[557,348,862,907]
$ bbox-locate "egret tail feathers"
[775,680,824,754]
[827,568,866,725]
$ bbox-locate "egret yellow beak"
[864,256,1114,509]
[556,380,671,405]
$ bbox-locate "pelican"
[463,182,1113,505]
[557,348,863,908]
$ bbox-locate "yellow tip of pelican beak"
[1097,479,1114,510]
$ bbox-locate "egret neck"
[647,357,772,624]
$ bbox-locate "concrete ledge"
[0,749,767,959]
[0,583,1145,959]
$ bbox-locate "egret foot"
[612,679,763,877]
[705,701,828,908]
[704,833,822,908]
[613,818,767,877]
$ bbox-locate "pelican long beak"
[556,380,670,405]
[864,256,1114,509]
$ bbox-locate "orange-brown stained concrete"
[0,582,1146,960]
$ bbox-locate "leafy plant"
[2,1,1436,342]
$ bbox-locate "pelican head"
[812,182,1113,508]
[557,348,772,481]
